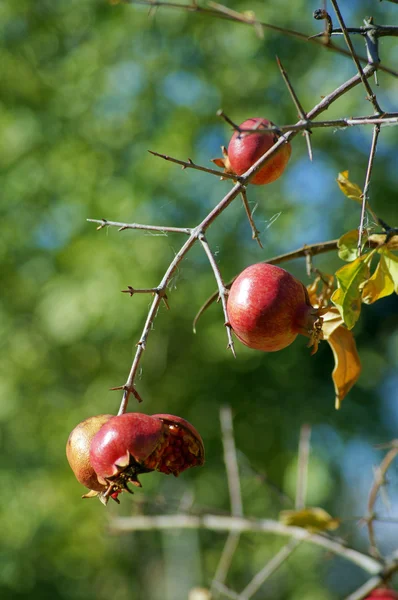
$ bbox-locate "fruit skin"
[227,263,319,352]
[227,118,291,185]
[89,412,205,486]
[365,590,398,600]
[66,414,113,493]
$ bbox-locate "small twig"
[358,125,381,255]
[276,56,313,161]
[238,539,301,600]
[296,424,311,510]
[198,234,236,356]
[240,189,262,247]
[148,150,239,181]
[366,442,398,558]
[87,218,191,235]
[217,110,241,132]
[329,0,382,114]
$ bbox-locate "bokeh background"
[1,0,398,598]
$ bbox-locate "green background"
[1,1,398,598]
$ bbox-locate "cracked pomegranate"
[227,118,291,185]
[227,263,321,352]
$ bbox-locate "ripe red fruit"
[365,590,398,600]
[227,263,321,352]
[227,118,291,185]
[89,412,204,499]
[66,414,113,495]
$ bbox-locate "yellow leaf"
[326,325,361,409]
[336,171,362,204]
[279,508,340,532]
[361,256,395,304]
[381,249,398,293]
[331,251,376,329]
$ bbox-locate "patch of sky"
[162,71,220,114]
[341,438,379,514]
[94,61,144,120]
[381,373,398,437]
[34,201,86,251]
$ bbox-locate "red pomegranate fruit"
[227,118,291,185]
[227,263,321,352]
[365,590,398,600]
[88,412,204,500]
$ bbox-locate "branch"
[295,424,311,510]
[110,513,383,574]
[95,61,382,410]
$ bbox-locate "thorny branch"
[358,125,381,254]
[117,0,398,76]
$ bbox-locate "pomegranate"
[227,118,291,185]
[227,263,321,352]
[89,412,204,500]
[365,590,398,600]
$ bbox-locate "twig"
[148,150,239,181]
[240,189,262,247]
[358,125,381,255]
[238,539,301,600]
[296,424,311,510]
[211,408,243,597]
[87,218,191,235]
[366,442,398,558]
[198,235,235,356]
[276,56,313,161]
[120,0,398,77]
[110,513,383,574]
[329,0,382,113]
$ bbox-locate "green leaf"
[337,229,368,262]
[331,251,376,329]
[381,249,398,293]
[361,255,395,304]
[336,171,362,204]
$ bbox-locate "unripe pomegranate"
[66,414,113,494]
[227,118,291,185]
[227,263,321,352]
[365,590,398,600]
[89,412,204,498]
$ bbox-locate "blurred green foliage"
[1,0,398,598]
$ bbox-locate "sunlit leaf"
[361,255,395,304]
[338,229,368,262]
[381,249,398,293]
[336,170,362,204]
[325,322,361,409]
[321,307,344,338]
[331,251,376,329]
[279,507,340,532]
